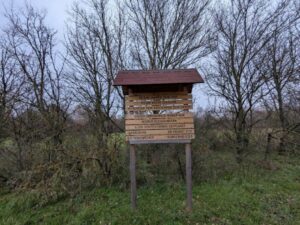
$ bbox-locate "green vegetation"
[1,155,299,225]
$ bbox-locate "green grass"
[0,156,299,225]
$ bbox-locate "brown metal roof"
[113,69,204,86]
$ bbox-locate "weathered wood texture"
[130,145,137,209]
[129,139,191,144]
[126,112,193,118]
[126,134,195,141]
[126,123,194,130]
[126,91,191,97]
[185,143,192,211]
[126,129,194,136]
[125,92,192,113]
[125,113,195,142]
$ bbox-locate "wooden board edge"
[129,139,192,144]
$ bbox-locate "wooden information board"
[125,92,195,144]
[114,69,204,211]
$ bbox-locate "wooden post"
[185,143,192,211]
[130,144,137,209]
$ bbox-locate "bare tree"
[4,4,69,162]
[66,0,126,181]
[263,25,300,153]
[123,0,215,176]
[0,39,19,139]
[207,0,292,162]
[0,36,25,177]
[125,0,214,69]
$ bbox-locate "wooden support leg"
[130,144,137,209]
[185,143,192,211]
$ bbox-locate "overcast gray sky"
[1,0,74,38]
[0,0,212,109]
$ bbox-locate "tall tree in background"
[207,0,292,162]
[66,0,126,181]
[5,4,69,162]
[0,39,20,140]
[125,0,214,69]
[124,0,216,177]
[263,17,300,153]
[0,37,25,176]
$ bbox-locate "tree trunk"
[264,133,272,161]
[235,106,249,163]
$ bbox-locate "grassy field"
[0,155,299,225]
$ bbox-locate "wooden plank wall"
[125,92,195,142]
